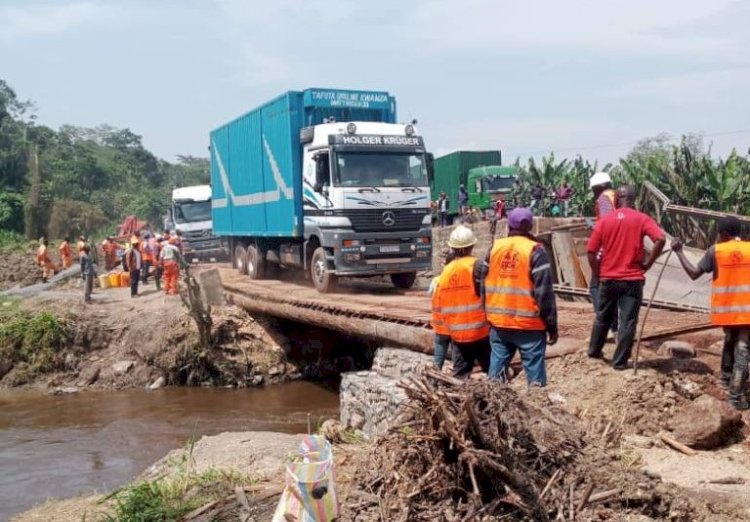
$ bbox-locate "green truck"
[467,165,519,211]
[431,150,516,218]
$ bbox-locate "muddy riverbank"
[1,383,339,521]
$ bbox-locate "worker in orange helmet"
[58,236,73,269]
[159,237,185,295]
[37,237,56,283]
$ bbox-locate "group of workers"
[432,170,750,411]
[36,235,89,283]
[118,229,186,298]
[35,228,187,303]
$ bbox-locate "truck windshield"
[335,152,427,187]
[174,200,211,224]
[483,176,516,192]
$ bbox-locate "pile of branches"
[354,369,583,521]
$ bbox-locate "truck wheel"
[247,244,266,280]
[234,244,248,275]
[311,247,337,293]
[390,272,417,290]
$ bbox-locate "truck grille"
[182,230,214,241]
[336,209,427,232]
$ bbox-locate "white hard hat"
[589,171,612,188]
[448,225,477,249]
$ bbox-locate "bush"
[0,310,69,378]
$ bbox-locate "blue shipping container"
[210,88,397,238]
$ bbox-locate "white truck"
[168,185,225,261]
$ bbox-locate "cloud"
[426,116,646,163]
[0,2,107,41]
[396,0,739,58]
[611,68,750,105]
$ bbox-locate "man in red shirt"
[586,186,666,369]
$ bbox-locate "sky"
[1,0,749,164]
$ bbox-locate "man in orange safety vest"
[431,225,490,378]
[481,207,558,387]
[673,216,750,410]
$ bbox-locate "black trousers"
[130,268,141,296]
[452,336,491,378]
[588,280,643,368]
[141,261,151,283]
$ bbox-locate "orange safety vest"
[485,235,546,331]
[711,240,750,326]
[433,256,489,343]
[59,241,71,257]
[430,279,450,336]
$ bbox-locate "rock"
[674,379,702,399]
[196,268,225,307]
[547,392,566,405]
[671,394,742,449]
[657,341,696,359]
[64,353,77,369]
[268,365,283,377]
[47,386,79,395]
[80,366,100,386]
[149,376,165,390]
[319,419,344,443]
[622,435,654,449]
[112,360,135,375]
[252,375,264,386]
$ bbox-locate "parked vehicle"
[167,185,225,261]
[210,88,433,293]
[430,150,502,219]
[467,165,518,214]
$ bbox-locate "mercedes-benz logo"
[382,211,396,227]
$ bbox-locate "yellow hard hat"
[448,225,477,249]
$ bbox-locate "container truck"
[430,150,502,219]
[167,185,225,261]
[210,88,433,293]
[467,165,518,212]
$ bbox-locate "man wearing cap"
[587,186,666,370]
[672,216,750,410]
[432,225,490,378]
[481,208,558,386]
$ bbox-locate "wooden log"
[226,290,433,353]
[587,488,622,504]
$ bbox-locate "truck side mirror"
[426,153,434,184]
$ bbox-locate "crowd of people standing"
[35,228,187,304]
[431,170,749,411]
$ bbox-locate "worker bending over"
[587,186,666,369]
[159,237,185,295]
[481,208,558,387]
[672,216,750,410]
[36,238,55,283]
[431,226,490,378]
[58,237,73,269]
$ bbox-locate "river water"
[0,382,339,520]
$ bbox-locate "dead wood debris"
[342,368,742,522]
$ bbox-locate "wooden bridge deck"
[218,267,712,354]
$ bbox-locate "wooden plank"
[551,231,588,288]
